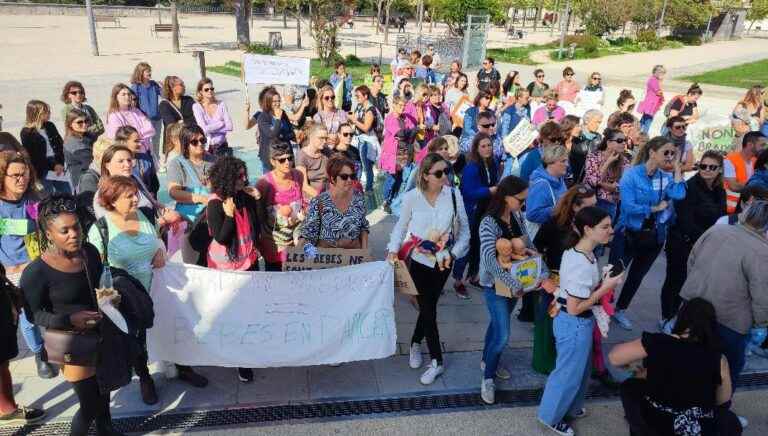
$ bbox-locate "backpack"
[663,95,685,118]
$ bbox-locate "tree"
[224,0,252,47]
[572,0,634,35]
[747,0,768,28]
[662,0,713,30]
[308,0,353,65]
[431,0,504,35]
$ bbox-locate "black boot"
[35,352,57,379]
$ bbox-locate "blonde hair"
[24,100,51,130]
[163,121,184,155]
[316,85,336,112]
[107,83,135,114]
[414,83,430,101]
[302,122,328,149]
[130,62,152,85]
[92,135,114,168]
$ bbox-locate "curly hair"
[36,193,82,252]
[208,156,247,199]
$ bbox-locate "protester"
[105,83,155,154]
[129,62,163,159]
[532,90,566,126]
[525,145,569,227]
[569,110,604,185]
[415,55,437,85]
[453,133,500,299]
[22,194,122,436]
[527,69,550,102]
[256,88,296,172]
[387,153,470,385]
[162,121,184,167]
[0,151,56,380]
[0,133,22,154]
[746,147,768,190]
[363,64,381,87]
[609,112,639,153]
[553,67,580,104]
[256,142,306,271]
[584,128,631,221]
[381,96,417,212]
[0,263,45,425]
[159,76,197,129]
[331,124,362,184]
[329,61,354,112]
[724,131,766,213]
[76,136,113,219]
[663,115,695,171]
[60,81,104,145]
[533,185,597,375]
[478,176,542,403]
[666,83,702,127]
[731,86,765,147]
[477,57,501,92]
[499,88,531,139]
[446,74,471,135]
[280,86,311,127]
[113,126,159,197]
[459,90,493,153]
[502,70,522,99]
[299,155,369,249]
[519,121,564,182]
[607,89,636,128]
[207,156,261,382]
[538,206,623,436]
[637,65,666,134]
[574,72,604,115]
[680,200,768,405]
[167,125,213,225]
[193,78,233,157]
[560,115,581,179]
[717,184,768,226]
[296,123,329,199]
[660,150,725,328]
[87,176,163,405]
[610,137,686,331]
[313,85,349,147]
[63,108,95,189]
[421,85,451,152]
[351,85,379,191]
[610,298,742,436]
[369,74,390,125]
[20,100,66,192]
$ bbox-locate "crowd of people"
[0,52,767,436]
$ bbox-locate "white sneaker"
[538,418,575,436]
[738,415,749,428]
[409,343,423,369]
[480,361,512,380]
[612,310,633,330]
[480,378,495,404]
[419,359,444,385]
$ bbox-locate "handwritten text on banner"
[242,54,310,86]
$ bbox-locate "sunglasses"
[672,124,687,130]
[275,155,294,164]
[5,173,28,181]
[565,73,574,76]
[429,169,447,179]
[203,87,215,92]
[592,77,601,81]
[700,164,720,171]
[323,95,335,100]
[337,173,358,181]
[189,138,207,146]
[536,75,544,78]
[341,132,353,137]
[663,150,678,157]
[610,137,627,144]
[479,123,495,129]
[69,90,84,95]
[73,120,88,125]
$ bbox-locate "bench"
[94,15,120,28]
[151,23,175,38]
[507,27,525,39]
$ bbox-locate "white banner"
[242,54,310,86]
[147,262,396,367]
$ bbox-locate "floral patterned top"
[584,149,630,204]
[300,191,369,245]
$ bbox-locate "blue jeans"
[19,309,43,354]
[482,287,515,379]
[639,114,654,135]
[382,172,401,204]
[717,323,747,391]
[358,139,376,192]
[538,312,594,425]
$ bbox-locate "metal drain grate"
[4,372,768,435]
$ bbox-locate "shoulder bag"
[524,179,555,240]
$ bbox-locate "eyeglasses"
[663,150,678,157]
[69,90,84,95]
[323,95,335,101]
[73,119,88,125]
[341,132,353,137]
[275,156,294,164]
[479,123,495,129]
[429,169,447,179]
[536,75,545,78]
[189,138,207,146]
[5,173,28,181]
[203,87,215,92]
[337,173,358,181]
[609,137,627,144]
[672,124,687,130]
[565,73,574,77]
[700,164,720,171]
[592,77,601,81]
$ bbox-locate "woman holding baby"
[387,153,470,386]
[477,175,548,405]
[537,206,624,436]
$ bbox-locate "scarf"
[584,84,603,92]
[668,133,687,161]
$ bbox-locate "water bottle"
[99,265,113,291]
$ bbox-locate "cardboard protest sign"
[393,260,418,296]
[282,247,372,271]
[495,256,544,298]
[242,54,310,86]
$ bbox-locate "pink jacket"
[106,109,155,152]
[637,75,664,116]
[532,105,566,126]
[380,113,417,174]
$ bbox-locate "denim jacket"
[499,104,531,139]
[618,164,687,238]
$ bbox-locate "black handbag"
[627,217,659,251]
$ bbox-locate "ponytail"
[565,206,609,249]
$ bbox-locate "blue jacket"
[519,148,542,182]
[618,164,687,237]
[525,166,567,224]
[130,81,161,120]
[460,159,500,223]
[329,73,354,106]
[747,169,768,191]
[390,163,418,217]
[415,67,437,85]
[499,104,531,139]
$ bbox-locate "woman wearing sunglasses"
[192,78,233,157]
[659,150,725,329]
[312,85,348,148]
[553,67,580,104]
[574,72,604,116]
[63,109,95,189]
[60,81,104,145]
[387,153,470,385]
[299,155,369,250]
[663,115,695,172]
[609,137,686,331]
[256,142,306,272]
[584,128,631,221]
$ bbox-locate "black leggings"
[409,261,451,364]
[659,234,693,320]
[70,376,114,436]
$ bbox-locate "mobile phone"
[610,259,626,277]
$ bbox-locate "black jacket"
[670,173,726,244]
[569,132,602,185]
[159,96,197,128]
[20,122,65,181]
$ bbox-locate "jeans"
[451,255,468,281]
[639,114,654,134]
[717,323,748,390]
[482,287,515,379]
[382,172,401,204]
[660,234,692,320]
[410,261,451,364]
[611,230,663,311]
[538,312,594,425]
[358,140,375,192]
[19,310,43,354]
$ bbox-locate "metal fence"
[336,37,397,66]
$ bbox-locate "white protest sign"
[242,54,310,86]
[147,262,396,367]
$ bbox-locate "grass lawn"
[682,59,768,89]
[208,58,389,86]
[487,44,555,65]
